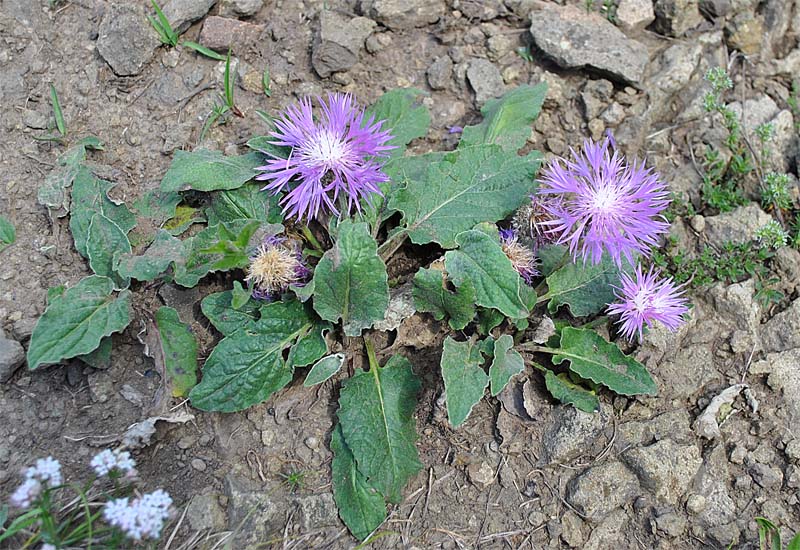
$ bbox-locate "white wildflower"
[10,478,41,508]
[90,449,136,477]
[104,489,172,541]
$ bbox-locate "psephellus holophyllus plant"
[24,84,690,543]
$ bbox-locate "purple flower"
[255,93,394,221]
[499,228,539,284]
[606,265,689,342]
[537,138,670,266]
[246,235,310,301]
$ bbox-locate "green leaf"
[366,88,430,161]
[488,334,523,396]
[115,230,186,282]
[338,354,422,503]
[50,84,66,136]
[155,307,198,397]
[389,145,540,248]
[312,220,389,336]
[27,276,132,370]
[440,337,489,427]
[787,532,800,550]
[459,84,547,152]
[76,337,112,369]
[544,370,601,413]
[181,40,227,60]
[412,267,476,330]
[190,300,326,412]
[69,167,136,258]
[205,183,282,225]
[37,143,92,214]
[160,149,263,193]
[444,230,528,319]
[545,254,625,317]
[537,245,568,277]
[756,517,781,550]
[86,214,132,288]
[200,290,261,336]
[163,205,205,235]
[0,215,15,252]
[231,281,252,310]
[330,424,387,541]
[304,353,345,387]
[551,327,657,396]
[128,189,182,247]
[476,308,505,335]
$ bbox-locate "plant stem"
[364,338,379,371]
[300,225,323,252]
[377,230,407,263]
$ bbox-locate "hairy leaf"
[76,337,112,369]
[163,205,205,235]
[551,327,657,396]
[366,88,430,161]
[441,337,489,427]
[489,334,524,396]
[330,424,387,541]
[445,230,528,319]
[412,267,476,330]
[200,290,261,336]
[304,353,345,387]
[190,300,326,412]
[338,355,422,503]
[544,370,601,413]
[86,214,132,288]
[205,183,282,225]
[389,145,540,248]
[27,276,131,370]
[545,254,626,317]
[37,140,101,214]
[0,215,15,252]
[312,220,389,336]
[160,149,263,193]
[155,307,198,397]
[459,83,547,152]
[115,230,186,282]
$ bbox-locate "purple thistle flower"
[537,138,670,266]
[499,228,539,284]
[255,93,394,221]
[246,235,310,301]
[606,265,689,342]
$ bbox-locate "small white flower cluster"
[103,489,173,541]
[90,449,136,477]
[10,457,63,508]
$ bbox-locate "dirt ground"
[1,0,799,548]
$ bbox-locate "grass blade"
[262,66,271,97]
[182,41,226,61]
[50,84,66,136]
[151,0,177,46]
[224,48,234,108]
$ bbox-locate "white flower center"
[590,184,620,213]
[632,290,651,313]
[307,129,346,165]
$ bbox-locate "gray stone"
[560,511,585,547]
[293,493,339,530]
[199,16,265,52]
[467,461,495,488]
[686,494,706,514]
[725,12,764,55]
[466,58,505,105]
[749,463,784,489]
[600,102,626,126]
[88,371,114,403]
[785,439,800,461]
[759,301,800,353]
[622,440,702,504]
[699,0,731,18]
[427,56,453,90]
[23,110,48,129]
[541,405,608,464]
[616,0,655,32]
[0,338,25,383]
[11,318,36,342]
[693,445,737,545]
[648,42,702,95]
[218,0,263,17]
[653,0,703,37]
[750,348,800,422]
[566,461,640,520]
[704,204,773,247]
[312,10,376,78]
[709,280,760,338]
[225,475,281,547]
[162,0,216,34]
[655,511,687,537]
[361,0,446,29]
[583,509,628,550]
[528,4,649,85]
[96,4,160,77]
[186,493,227,531]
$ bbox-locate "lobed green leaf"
[544,370,601,413]
[440,337,489,427]
[160,149,263,193]
[412,267,476,330]
[200,290,261,336]
[488,334,524,397]
[545,254,627,317]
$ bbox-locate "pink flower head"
[537,138,670,267]
[255,93,394,221]
[606,265,689,341]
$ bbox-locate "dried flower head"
[246,235,310,301]
[499,228,539,284]
[537,138,670,266]
[256,93,394,220]
[91,449,137,478]
[512,193,559,249]
[606,265,688,342]
[104,489,173,541]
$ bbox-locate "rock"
[487,33,515,61]
[361,0,446,29]
[750,348,800,422]
[0,337,25,383]
[615,0,655,32]
[427,56,453,90]
[96,4,160,77]
[23,109,48,129]
[560,511,585,547]
[218,0,263,17]
[186,493,227,531]
[162,0,216,34]
[622,440,702,504]
[191,458,207,471]
[708,280,760,340]
[749,463,784,489]
[699,0,731,18]
[565,461,640,520]
[88,371,114,403]
[693,444,738,546]
[785,439,800,461]
[581,79,614,120]
[293,493,339,530]
[467,461,494,487]
[582,509,628,550]
[540,405,609,464]
[759,301,800,353]
[199,16,265,52]
[704,204,773,247]
[725,12,764,55]
[11,318,36,342]
[600,102,626,126]
[225,475,281,547]
[528,4,649,86]
[311,10,376,78]
[648,42,702,95]
[655,511,687,537]
[652,0,703,37]
[466,58,505,105]
[686,494,707,514]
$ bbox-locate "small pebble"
[191,458,207,471]
[304,436,319,450]
[690,215,706,232]
[686,494,706,514]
